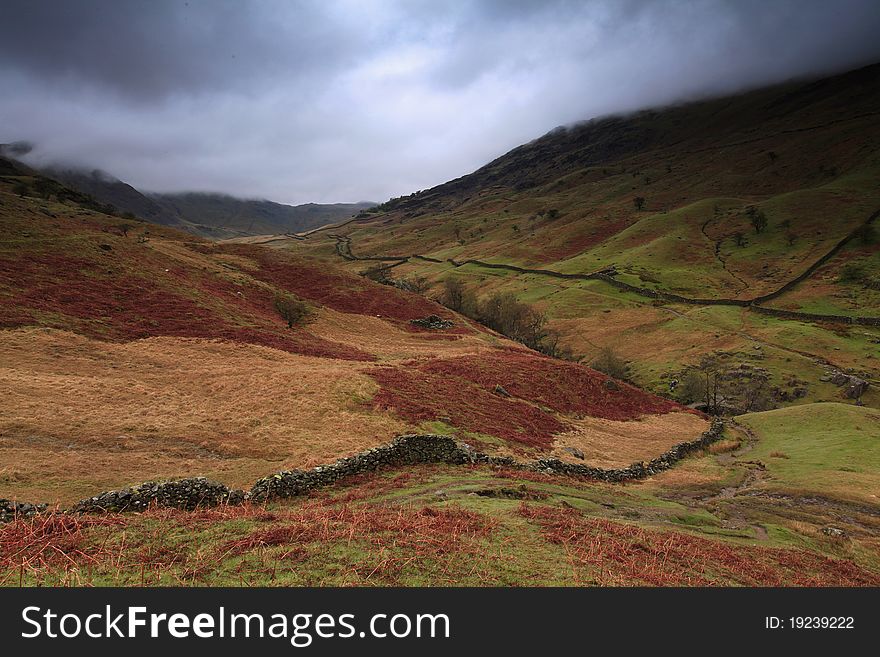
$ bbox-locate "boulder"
[843,376,869,399]
[830,370,869,399]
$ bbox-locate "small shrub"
[273,293,310,328]
[709,438,741,454]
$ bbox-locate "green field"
[738,403,880,504]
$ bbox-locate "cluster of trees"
[745,206,768,233]
[440,278,569,358]
[674,359,772,415]
[730,207,805,247]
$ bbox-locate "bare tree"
[591,347,628,380]
[440,278,476,316]
[746,206,768,234]
[704,370,721,416]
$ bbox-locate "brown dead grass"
[553,308,744,366]
[709,438,742,454]
[551,412,709,468]
[145,239,264,283]
[0,328,408,503]
[307,307,494,361]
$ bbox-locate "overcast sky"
[2,0,880,205]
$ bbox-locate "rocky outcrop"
[410,314,454,330]
[828,371,870,399]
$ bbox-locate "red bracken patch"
[0,243,373,361]
[540,216,632,261]
[519,504,880,586]
[415,351,687,421]
[369,363,563,448]
[368,350,689,448]
[221,502,495,557]
[216,244,469,333]
[0,512,127,584]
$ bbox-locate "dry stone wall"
[3,420,725,518]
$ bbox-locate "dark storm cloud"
[2,0,879,204]
[0,0,358,101]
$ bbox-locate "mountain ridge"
[2,157,374,239]
[283,61,880,414]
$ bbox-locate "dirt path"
[692,421,772,540]
[702,421,768,502]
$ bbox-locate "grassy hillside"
[280,63,880,413]
[738,403,880,504]
[0,171,705,505]
[2,68,879,588]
